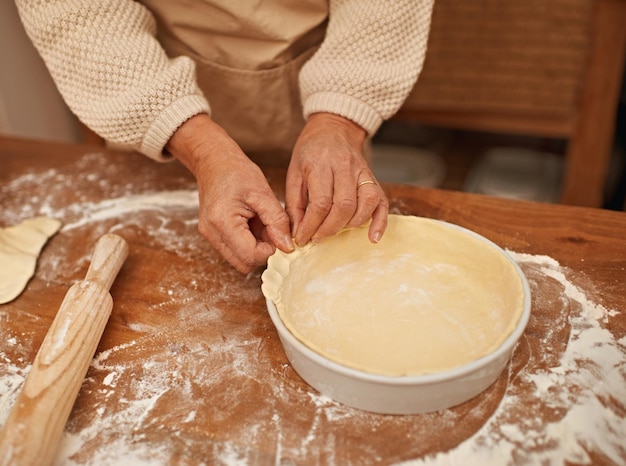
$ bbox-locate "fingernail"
[372,231,381,243]
[283,235,295,252]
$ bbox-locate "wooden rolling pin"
[0,233,129,466]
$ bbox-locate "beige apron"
[140,0,329,167]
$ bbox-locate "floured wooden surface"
[1,145,625,465]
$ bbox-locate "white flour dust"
[2,154,201,268]
[57,190,199,232]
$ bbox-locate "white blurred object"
[372,143,446,188]
[464,147,563,203]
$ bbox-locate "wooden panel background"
[404,0,594,119]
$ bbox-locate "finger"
[293,169,335,246]
[222,237,276,274]
[199,204,275,273]
[250,191,294,253]
[208,218,276,274]
[347,180,383,228]
[368,195,389,244]
[225,190,293,271]
[249,216,271,243]
[285,170,306,238]
[309,173,358,243]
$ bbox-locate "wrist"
[305,112,367,146]
[166,113,227,175]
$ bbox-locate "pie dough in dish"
[262,214,526,377]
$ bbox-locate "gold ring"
[357,180,376,188]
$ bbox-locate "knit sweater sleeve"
[15,0,210,161]
[299,0,434,135]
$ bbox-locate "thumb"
[254,196,294,253]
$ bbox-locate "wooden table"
[1,137,625,465]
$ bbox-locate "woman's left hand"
[285,112,388,246]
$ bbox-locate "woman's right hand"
[167,114,293,273]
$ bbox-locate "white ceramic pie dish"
[262,219,531,415]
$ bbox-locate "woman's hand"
[167,114,293,273]
[286,112,388,246]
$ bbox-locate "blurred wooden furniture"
[398,0,626,207]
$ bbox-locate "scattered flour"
[58,190,199,232]
[0,361,31,427]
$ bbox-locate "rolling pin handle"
[84,233,129,291]
[0,233,129,466]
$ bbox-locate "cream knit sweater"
[16,0,433,161]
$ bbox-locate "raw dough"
[0,216,62,304]
[262,214,525,376]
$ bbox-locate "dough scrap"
[262,215,525,377]
[0,216,62,304]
